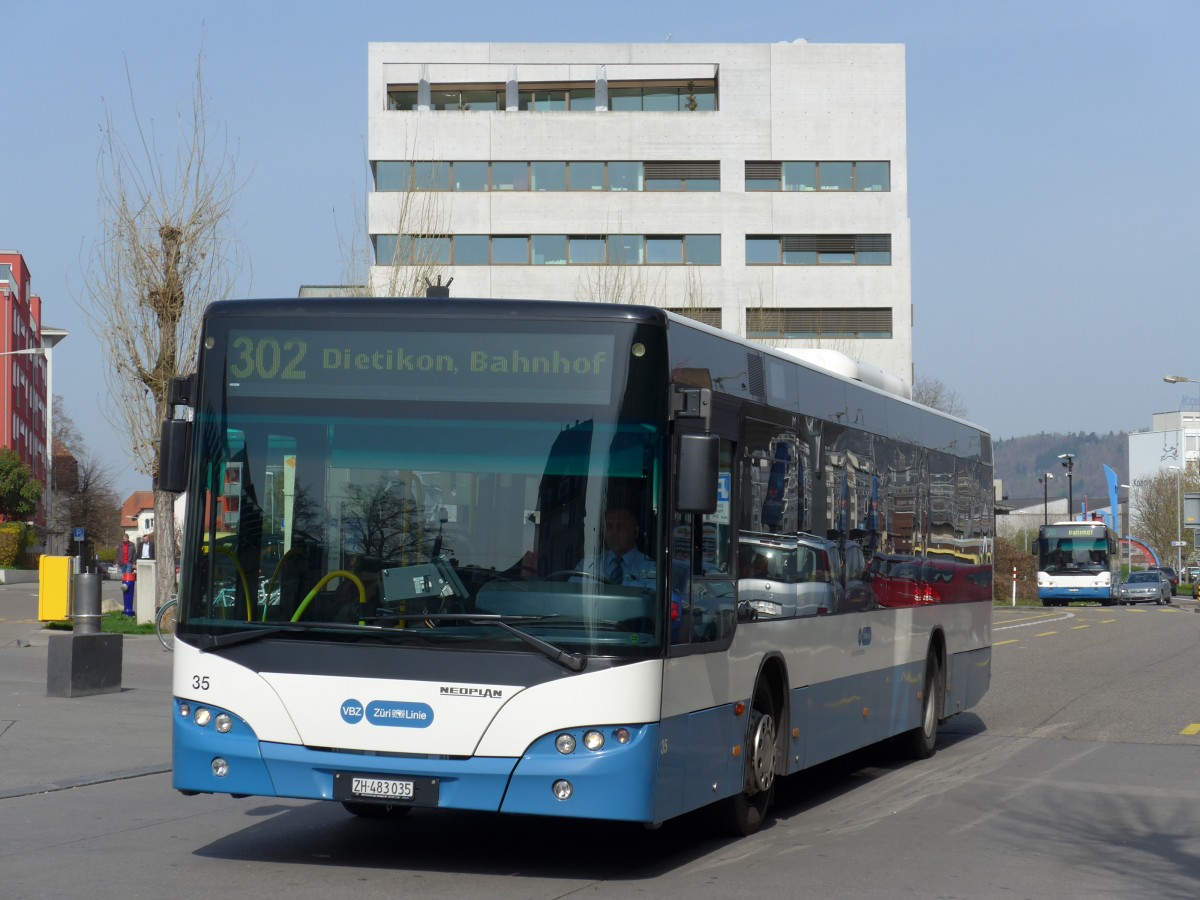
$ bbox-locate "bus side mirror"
[159,418,192,494]
[676,433,719,513]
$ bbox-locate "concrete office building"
[366,41,913,384]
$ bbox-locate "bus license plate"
[353,777,412,799]
[333,772,439,806]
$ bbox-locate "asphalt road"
[3,597,1200,899]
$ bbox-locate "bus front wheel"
[716,679,779,836]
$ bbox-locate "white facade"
[1129,409,1200,486]
[367,41,913,384]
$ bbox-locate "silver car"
[1118,571,1172,605]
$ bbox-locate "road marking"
[1072,624,1090,630]
[994,611,1076,632]
[1180,724,1200,736]
[1035,631,1058,637]
[1100,619,1116,624]
[993,639,1019,646]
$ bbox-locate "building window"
[453,235,490,264]
[412,161,451,191]
[376,161,411,191]
[387,79,717,112]
[745,161,891,192]
[608,162,643,192]
[568,162,605,191]
[491,162,529,191]
[569,236,606,264]
[519,89,567,111]
[532,234,568,265]
[430,88,501,111]
[378,234,721,266]
[746,235,891,265]
[387,90,418,111]
[375,159,718,192]
[453,161,489,191]
[644,161,720,192]
[491,236,530,264]
[746,308,893,339]
[685,234,721,265]
[530,162,567,192]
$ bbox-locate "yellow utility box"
[38,556,73,622]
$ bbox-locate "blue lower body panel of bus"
[1038,586,1111,601]
[173,699,660,821]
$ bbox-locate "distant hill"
[994,432,1127,508]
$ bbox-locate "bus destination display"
[223,330,618,404]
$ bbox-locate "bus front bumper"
[173,698,659,821]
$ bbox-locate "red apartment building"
[0,250,67,531]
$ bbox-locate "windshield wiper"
[197,620,425,653]
[413,613,587,672]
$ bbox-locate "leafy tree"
[1131,467,1200,568]
[0,449,43,521]
[82,51,243,603]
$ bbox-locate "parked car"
[1149,565,1179,591]
[1185,566,1200,584]
[95,561,119,580]
[1118,571,1173,605]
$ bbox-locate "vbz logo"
[857,626,872,647]
[340,699,364,724]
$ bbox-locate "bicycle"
[155,597,178,650]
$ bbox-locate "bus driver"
[575,506,656,588]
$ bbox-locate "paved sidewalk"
[0,582,174,799]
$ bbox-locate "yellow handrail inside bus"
[291,570,366,622]
[202,542,253,621]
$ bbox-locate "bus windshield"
[1037,526,1110,573]
[178,316,668,660]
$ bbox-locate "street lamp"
[1058,453,1075,520]
[1120,483,1132,578]
[0,330,66,551]
[1163,374,1199,474]
[1039,472,1054,525]
[1169,465,1183,574]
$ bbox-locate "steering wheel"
[545,570,612,584]
[291,570,366,622]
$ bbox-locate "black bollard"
[73,572,103,635]
[47,572,122,697]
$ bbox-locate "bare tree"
[913,376,970,418]
[81,51,243,604]
[1131,468,1200,567]
[575,256,666,307]
[339,138,451,297]
[49,397,120,550]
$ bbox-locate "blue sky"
[4,1,1198,500]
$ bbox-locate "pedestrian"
[118,536,136,576]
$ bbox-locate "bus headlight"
[552,780,573,800]
[194,708,212,727]
[582,730,605,751]
[555,733,576,754]
[215,714,233,733]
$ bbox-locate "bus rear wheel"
[716,680,779,836]
[900,648,943,760]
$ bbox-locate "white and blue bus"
[1033,521,1118,606]
[159,298,993,835]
